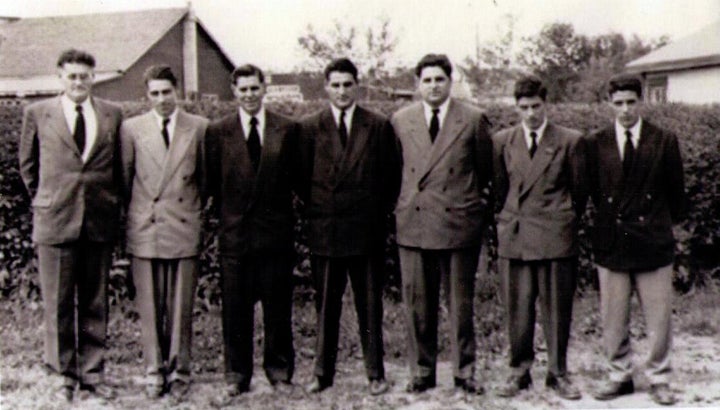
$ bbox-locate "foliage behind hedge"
[1,100,718,306]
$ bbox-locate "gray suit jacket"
[391,99,493,249]
[493,122,587,260]
[120,110,209,259]
[19,95,123,244]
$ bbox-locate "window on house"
[646,76,668,104]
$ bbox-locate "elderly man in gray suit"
[493,76,587,400]
[19,49,123,402]
[120,65,208,401]
[391,53,493,395]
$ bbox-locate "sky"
[1,0,718,72]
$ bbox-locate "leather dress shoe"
[271,380,294,394]
[496,371,532,398]
[79,383,117,400]
[306,377,332,394]
[145,382,166,398]
[454,377,484,395]
[650,383,677,406]
[546,375,581,400]
[405,377,436,393]
[369,378,389,396]
[210,382,250,407]
[54,385,74,402]
[593,379,634,401]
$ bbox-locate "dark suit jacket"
[206,110,300,256]
[493,122,587,260]
[19,96,123,244]
[391,99,493,249]
[298,106,401,257]
[587,120,686,271]
[121,110,209,259]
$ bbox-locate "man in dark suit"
[206,64,299,403]
[120,65,209,400]
[391,54,493,395]
[19,49,123,402]
[299,58,400,396]
[588,74,685,406]
[493,76,586,400]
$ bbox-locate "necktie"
[161,118,170,148]
[529,131,538,158]
[338,110,348,148]
[73,105,85,154]
[623,129,634,177]
[429,108,440,143]
[247,116,261,172]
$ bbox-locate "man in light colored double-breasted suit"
[19,49,123,402]
[120,65,208,400]
[391,54,493,395]
[492,76,587,400]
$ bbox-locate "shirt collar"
[522,118,548,142]
[61,94,93,113]
[152,108,178,127]
[331,103,356,124]
[615,117,643,146]
[239,106,265,128]
[422,99,450,126]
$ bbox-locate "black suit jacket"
[587,120,686,271]
[298,106,401,257]
[206,110,301,256]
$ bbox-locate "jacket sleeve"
[196,118,210,208]
[474,113,494,215]
[204,122,221,214]
[664,132,686,223]
[569,133,589,218]
[491,131,509,214]
[18,105,39,200]
[119,121,135,210]
[380,119,402,214]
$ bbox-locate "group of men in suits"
[19,48,685,407]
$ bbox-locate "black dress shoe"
[145,382,166,399]
[454,377,484,395]
[405,377,436,393]
[210,382,249,407]
[79,383,117,400]
[369,378,390,396]
[305,377,332,394]
[649,383,677,406]
[271,380,294,394]
[496,371,532,398]
[593,379,634,401]
[546,375,581,400]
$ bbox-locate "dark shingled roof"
[0,8,188,77]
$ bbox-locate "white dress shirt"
[239,106,266,146]
[152,108,179,146]
[422,99,450,130]
[522,118,548,150]
[331,103,356,136]
[61,94,97,162]
[615,118,642,160]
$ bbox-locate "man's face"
[147,79,178,118]
[58,62,94,103]
[516,96,546,130]
[609,90,642,129]
[233,75,266,115]
[325,71,358,110]
[417,66,452,107]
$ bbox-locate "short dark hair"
[415,53,452,78]
[324,58,358,82]
[608,74,643,98]
[143,65,178,87]
[514,75,547,101]
[56,49,95,68]
[231,64,264,85]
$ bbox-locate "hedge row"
[1,100,718,306]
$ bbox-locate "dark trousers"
[499,257,577,377]
[220,250,295,386]
[398,246,479,381]
[311,254,385,381]
[132,257,198,385]
[37,238,112,386]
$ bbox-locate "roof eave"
[627,54,720,73]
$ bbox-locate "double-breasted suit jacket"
[493,123,587,260]
[206,109,300,386]
[588,121,686,271]
[20,96,123,245]
[121,110,209,258]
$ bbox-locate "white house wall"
[667,66,720,104]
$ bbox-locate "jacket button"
[153,197,159,202]
[615,218,621,225]
[445,207,450,212]
[449,168,454,174]
[607,197,613,204]
[151,218,156,223]
[418,186,424,192]
[181,218,186,223]
[639,216,645,222]
[178,197,183,202]
[415,206,420,211]
[411,167,415,173]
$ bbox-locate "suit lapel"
[335,106,371,182]
[421,99,467,179]
[597,127,624,203]
[46,97,81,156]
[255,111,283,190]
[402,103,433,152]
[518,123,559,199]
[84,98,112,165]
[619,121,659,210]
[158,110,195,192]
[137,112,167,173]
[319,108,344,161]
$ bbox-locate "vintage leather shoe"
[405,376,436,393]
[454,377,484,395]
[649,383,677,406]
[369,378,389,395]
[496,371,532,398]
[593,379,634,401]
[305,376,332,394]
[271,380,294,394]
[145,382,166,398]
[210,382,250,407]
[546,375,581,400]
[79,383,117,400]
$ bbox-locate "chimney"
[183,3,199,100]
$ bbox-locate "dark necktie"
[247,116,261,172]
[529,131,538,158]
[338,110,348,148]
[623,129,634,177]
[73,105,85,154]
[161,118,170,148]
[429,108,440,143]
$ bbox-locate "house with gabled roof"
[626,21,720,104]
[0,6,235,101]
